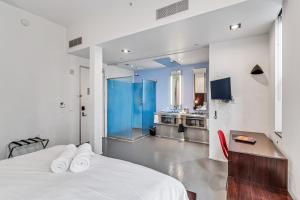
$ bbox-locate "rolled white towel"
[50,144,77,173]
[70,143,94,173]
[78,143,93,152]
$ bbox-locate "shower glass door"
[142,80,156,135]
[107,77,133,139]
[132,83,143,139]
[107,78,156,140]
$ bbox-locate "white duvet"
[0,146,189,200]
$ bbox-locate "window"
[275,14,283,136]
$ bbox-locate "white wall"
[0,2,86,159]
[63,61,132,144]
[209,35,271,161]
[67,0,246,52]
[105,65,133,79]
[277,0,300,198]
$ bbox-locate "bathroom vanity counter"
[155,112,209,144]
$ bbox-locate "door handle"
[82,112,87,117]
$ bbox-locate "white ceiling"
[71,47,90,59]
[119,60,165,71]
[0,0,181,27]
[96,0,281,69]
[3,0,281,70]
[169,47,209,65]
[0,0,110,26]
[117,47,209,70]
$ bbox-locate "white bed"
[0,145,189,200]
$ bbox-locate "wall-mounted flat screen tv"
[211,77,232,101]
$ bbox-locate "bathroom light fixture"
[170,77,173,105]
[179,74,182,105]
[121,49,131,53]
[229,23,241,30]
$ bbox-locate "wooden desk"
[228,130,288,192]
[229,130,285,159]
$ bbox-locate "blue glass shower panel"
[107,79,133,139]
[142,80,156,134]
[132,83,143,129]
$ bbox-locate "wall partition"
[107,78,156,140]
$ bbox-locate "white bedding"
[0,146,189,200]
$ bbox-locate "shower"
[107,77,156,140]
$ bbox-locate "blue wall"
[135,63,209,111]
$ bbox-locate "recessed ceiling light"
[121,49,131,53]
[229,23,242,31]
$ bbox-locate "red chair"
[218,130,228,160]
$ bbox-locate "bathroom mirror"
[170,70,182,108]
[193,68,207,111]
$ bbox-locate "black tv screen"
[211,78,232,101]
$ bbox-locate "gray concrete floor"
[103,136,228,200]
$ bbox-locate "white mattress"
[0,145,189,200]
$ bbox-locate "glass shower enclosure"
[107,77,156,140]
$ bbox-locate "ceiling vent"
[69,37,82,48]
[156,0,189,20]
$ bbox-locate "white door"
[80,67,90,144]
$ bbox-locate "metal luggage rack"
[8,137,49,158]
